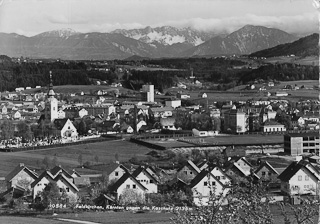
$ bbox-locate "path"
[56,218,101,224]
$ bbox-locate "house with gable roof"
[254,161,279,183]
[209,165,232,186]
[54,118,78,138]
[188,169,229,206]
[109,172,147,201]
[5,163,38,191]
[31,170,79,201]
[132,166,158,193]
[102,162,129,182]
[50,165,75,183]
[278,160,320,196]
[177,160,201,183]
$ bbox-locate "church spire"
[48,71,55,97]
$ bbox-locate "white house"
[262,121,286,133]
[31,171,79,202]
[5,163,38,191]
[189,170,229,206]
[110,173,147,201]
[132,166,158,193]
[103,162,129,182]
[13,111,21,120]
[278,160,320,196]
[165,100,181,109]
[209,166,232,186]
[78,108,88,118]
[160,117,176,130]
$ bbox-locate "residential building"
[54,118,78,138]
[223,105,247,133]
[165,100,181,109]
[177,160,201,183]
[254,161,279,183]
[284,132,320,155]
[109,172,147,201]
[5,163,38,191]
[262,120,286,133]
[132,166,158,193]
[278,160,320,196]
[188,169,228,206]
[160,117,176,130]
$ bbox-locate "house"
[102,162,129,182]
[262,120,286,133]
[50,165,75,183]
[198,93,207,98]
[132,166,158,193]
[278,160,320,196]
[160,117,176,130]
[268,82,274,87]
[54,118,78,138]
[188,169,229,206]
[209,166,232,186]
[232,157,252,175]
[13,111,21,120]
[150,107,173,118]
[5,163,38,191]
[254,161,279,183]
[291,116,305,127]
[177,160,201,183]
[109,172,147,202]
[57,109,66,119]
[275,92,288,97]
[78,108,88,118]
[165,100,181,109]
[31,171,79,202]
[0,105,7,114]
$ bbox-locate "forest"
[0,55,318,92]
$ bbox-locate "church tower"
[44,71,58,122]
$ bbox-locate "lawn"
[0,140,152,177]
[56,211,174,224]
[0,216,67,224]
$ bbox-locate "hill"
[249,33,319,58]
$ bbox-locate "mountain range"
[0,25,305,60]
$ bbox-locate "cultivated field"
[0,140,152,177]
[264,56,319,66]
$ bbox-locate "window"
[262,171,266,176]
[212,182,216,186]
[204,181,208,186]
[221,176,225,180]
[305,176,309,181]
[150,180,154,184]
[115,172,119,176]
[66,187,70,192]
[268,172,272,176]
[126,184,130,189]
[298,175,302,181]
[216,176,220,180]
[190,171,193,175]
[133,184,136,189]
[303,143,308,147]
[59,188,63,192]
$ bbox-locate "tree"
[119,189,145,206]
[0,120,15,140]
[172,178,274,224]
[38,182,62,209]
[42,156,51,169]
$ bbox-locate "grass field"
[144,134,284,149]
[0,140,152,177]
[0,216,67,224]
[264,56,319,66]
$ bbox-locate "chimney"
[19,163,24,167]
[115,161,119,164]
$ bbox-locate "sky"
[0,0,318,36]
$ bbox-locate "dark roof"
[50,166,72,179]
[53,118,68,130]
[255,161,279,175]
[109,172,147,192]
[284,132,320,138]
[31,171,54,188]
[177,160,201,173]
[278,160,319,182]
[189,169,224,188]
[131,166,158,183]
[6,164,38,182]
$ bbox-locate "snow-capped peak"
[36,28,79,38]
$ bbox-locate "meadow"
[0,140,152,177]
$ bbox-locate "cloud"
[87,23,146,33]
[47,14,90,25]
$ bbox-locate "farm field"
[263,56,319,66]
[0,140,152,177]
[0,216,67,224]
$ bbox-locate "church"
[40,71,78,139]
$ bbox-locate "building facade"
[284,132,320,155]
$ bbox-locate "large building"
[284,132,320,155]
[44,71,58,122]
[223,105,248,133]
[141,85,154,102]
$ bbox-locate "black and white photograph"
[0,0,319,223]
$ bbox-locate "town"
[0,53,319,223]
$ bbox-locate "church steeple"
[48,71,55,97]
